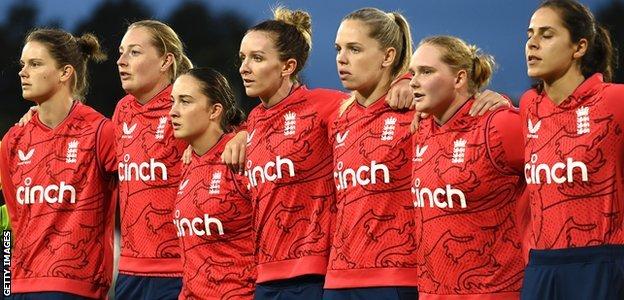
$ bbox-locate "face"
[117,27,169,95]
[335,19,389,92]
[526,7,579,81]
[19,41,64,103]
[238,31,286,99]
[409,44,457,115]
[169,74,214,141]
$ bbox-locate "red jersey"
[0,102,116,298]
[326,96,417,289]
[112,86,188,276]
[175,134,255,299]
[412,101,525,299]
[520,73,624,249]
[244,85,346,283]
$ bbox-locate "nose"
[336,49,347,65]
[18,65,27,78]
[169,101,179,118]
[117,52,127,67]
[409,76,419,89]
[239,58,250,75]
[526,35,539,51]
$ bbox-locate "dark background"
[0,0,622,137]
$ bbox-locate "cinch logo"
[122,122,137,139]
[411,178,466,209]
[66,140,78,163]
[527,119,541,139]
[155,116,167,140]
[178,179,189,195]
[524,153,589,184]
[245,156,295,188]
[16,177,76,205]
[413,144,428,162]
[381,117,397,141]
[173,210,224,237]
[246,129,255,146]
[118,154,168,182]
[334,160,390,190]
[17,149,35,165]
[576,106,590,135]
[283,112,296,136]
[335,130,349,148]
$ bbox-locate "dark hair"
[248,7,312,80]
[26,28,107,101]
[184,68,245,133]
[539,0,617,82]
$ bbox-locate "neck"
[36,90,74,128]
[433,92,471,125]
[190,125,224,156]
[355,72,392,107]
[543,67,585,105]
[261,78,296,108]
[134,78,170,104]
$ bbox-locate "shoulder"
[306,88,349,101]
[519,88,539,111]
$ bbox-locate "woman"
[324,8,419,299]
[112,20,192,299]
[169,68,255,299]
[0,28,115,299]
[237,8,347,299]
[520,0,624,299]
[410,35,525,299]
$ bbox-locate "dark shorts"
[521,245,624,300]
[7,292,92,300]
[323,287,418,300]
[115,274,182,300]
[255,275,325,300]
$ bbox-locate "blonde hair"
[128,20,193,82]
[339,8,413,115]
[420,36,495,94]
[249,7,312,80]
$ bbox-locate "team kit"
[1,0,624,299]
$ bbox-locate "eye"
[349,47,360,54]
[130,50,140,56]
[252,55,262,62]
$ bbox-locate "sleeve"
[0,135,17,228]
[391,72,413,85]
[96,119,117,174]
[485,108,524,175]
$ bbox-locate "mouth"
[413,92,425,102]
[338,70,351,80]
[171,121,181,130]
[527,55,542,65]
[242,78,254,87]
[21,83,31,88]
[119,71,131,80]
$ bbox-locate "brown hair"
[128,20,193,82]
[421,35,496,94]
[248,7,312,80]
[538,0,617,82]
[26,28,107,101]
[183,68,245,133]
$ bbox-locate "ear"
[160,53,175,72]
[454,69,468,90]
[59,65,74,83]
[381,47,397,68]
[209,103,224,120]
[572,38,588,60]
[281,58,298,78]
